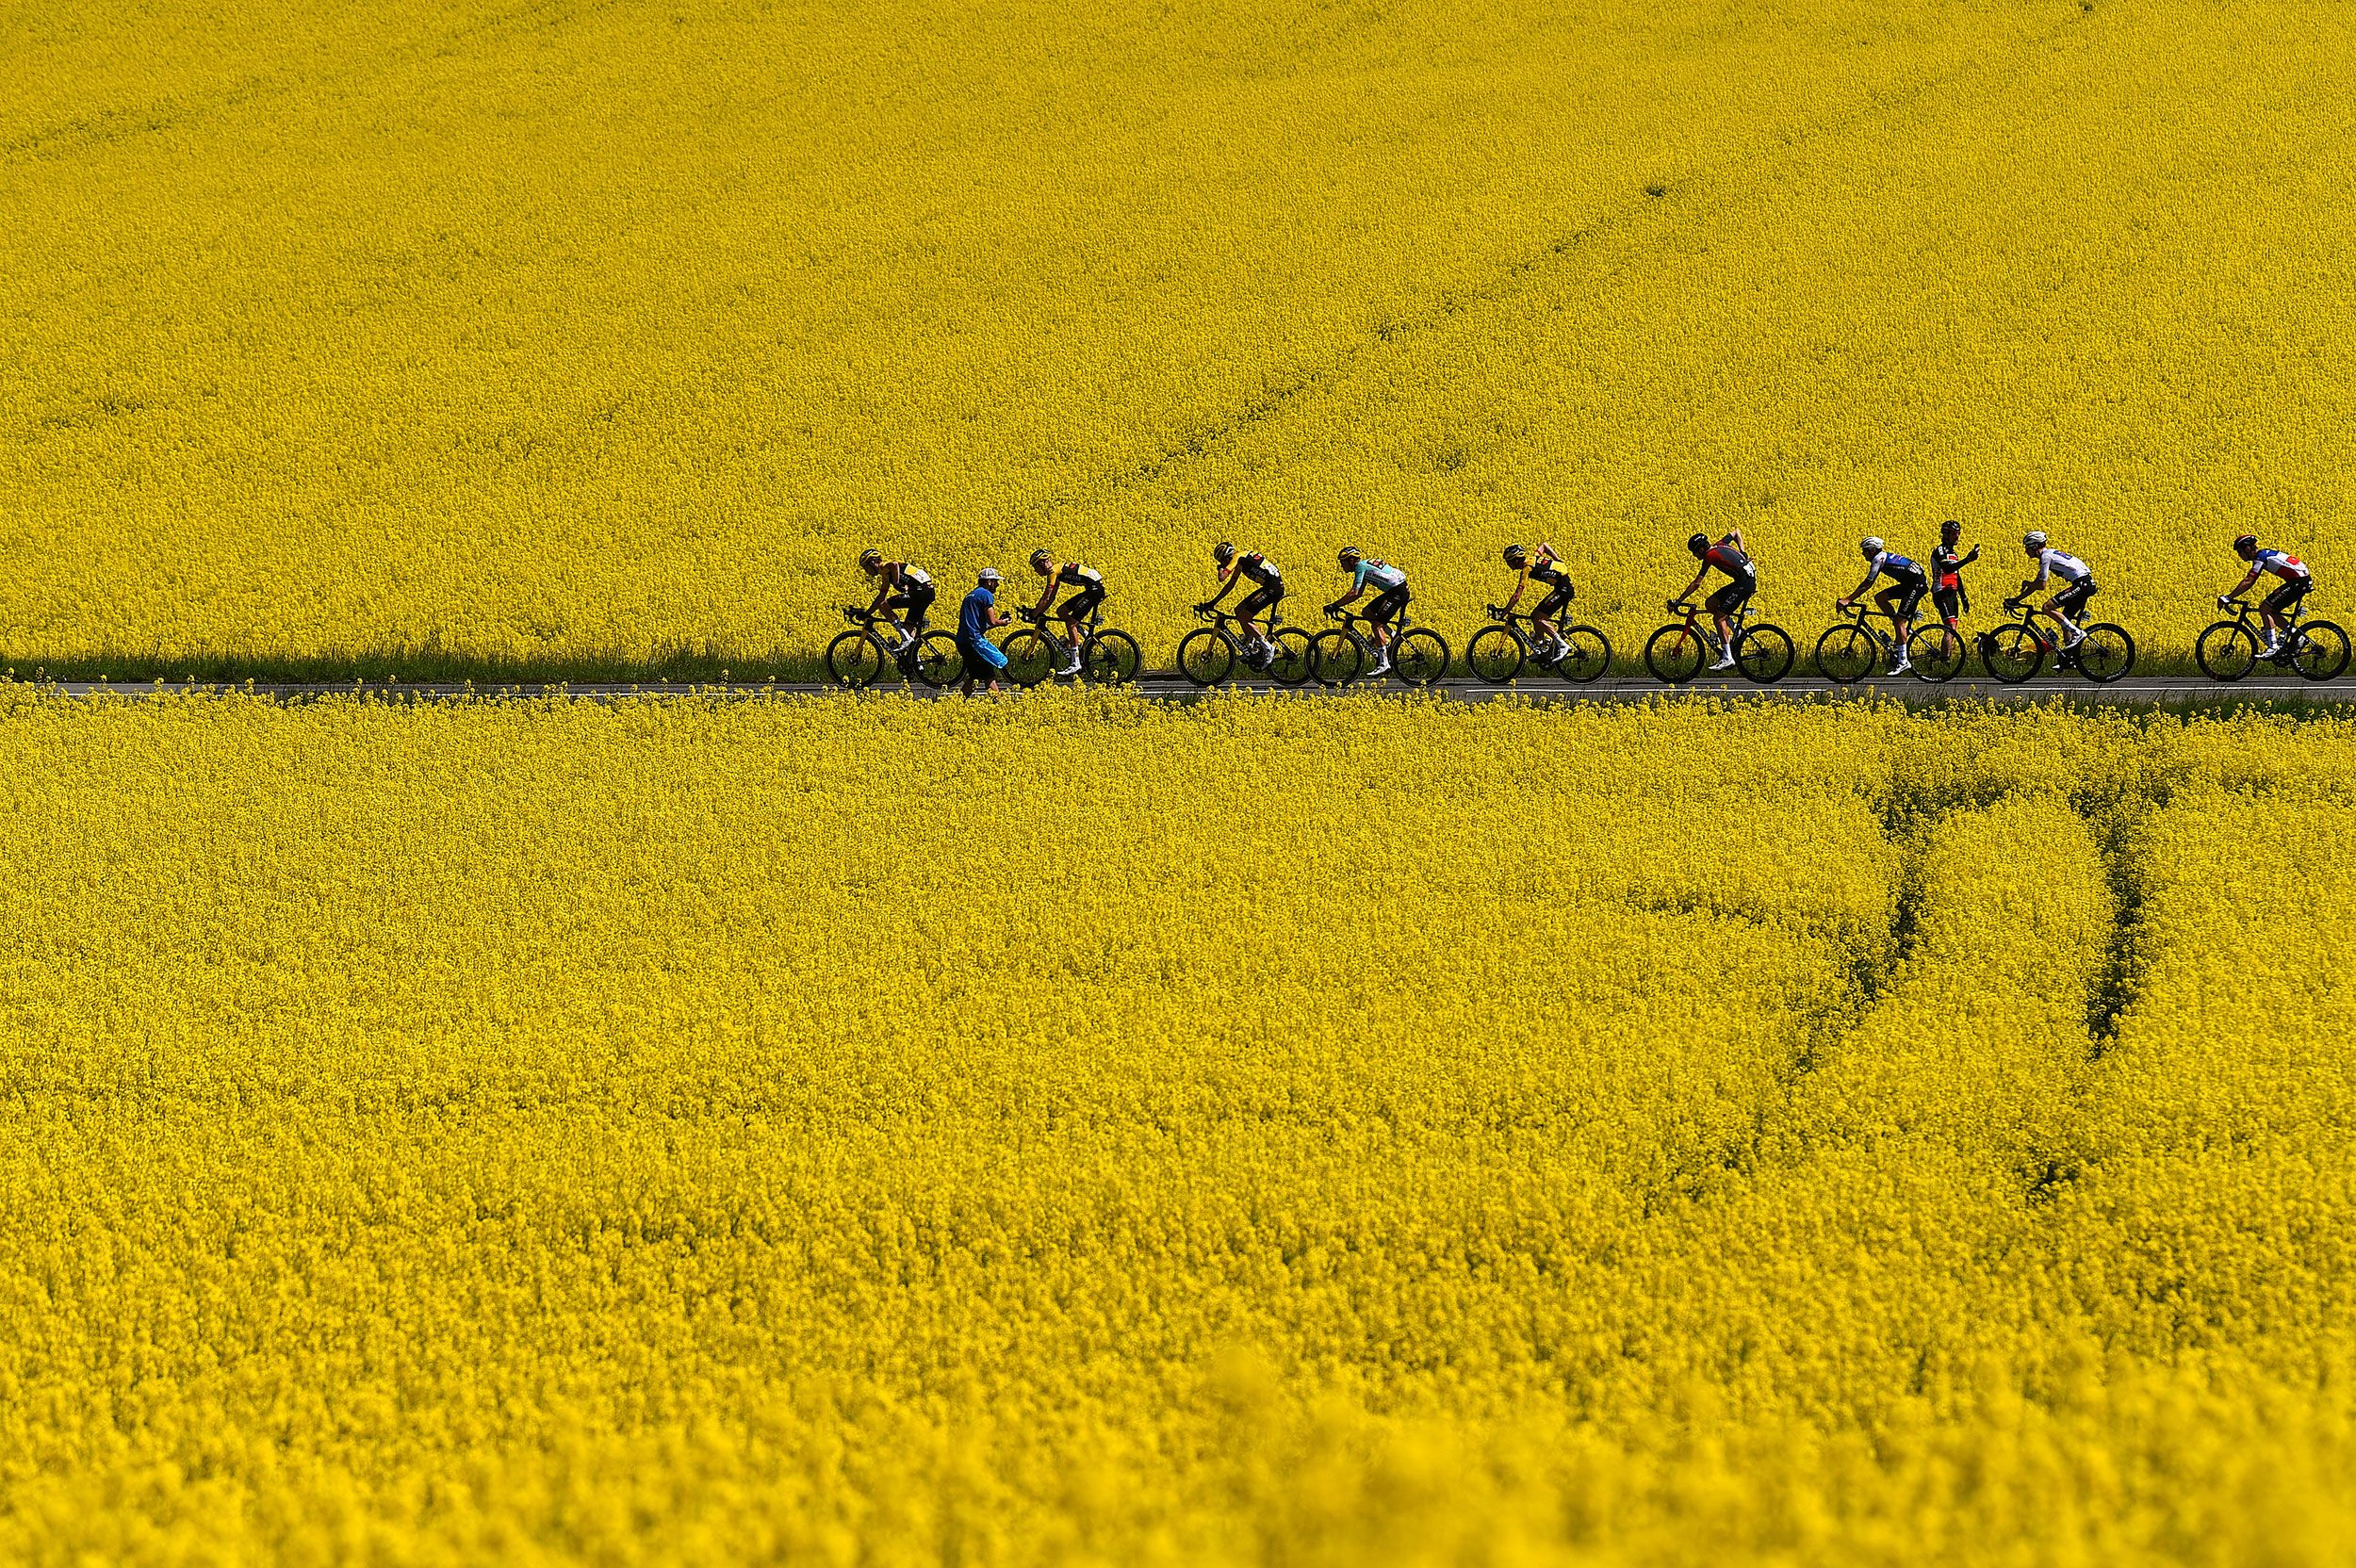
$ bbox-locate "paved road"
[32,676,2356,704]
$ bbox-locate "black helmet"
[1029,548,1053,574]
[1213,541,1235,565]
[1940,519,1961,544]
[1338,546,1363,568]
[2233,533,2259,558]
[1686,532,1710,558]
[859,548,883,572]
[1502,544,1528,568]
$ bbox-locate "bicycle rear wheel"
[825,629,886,689]
[2072,624,2135,684]
[1082,629,1141,685]
[1267,628,1316,687]
[1644,624,1705,684]
[999,629,1058,688]
[2293,621,2351,681]
[2196,621,2258,682]
[1392,628,1449,685]
[1908,624,1966,682]
[1177,629,1234,687]
[1310,629,1365,686]
[1735,624,1794,684]
[1813,624,1877,685]
[911,631,964,689]
[1555,626,1612,682]
[1465,626,1526,685]
[1981,624,2044,683]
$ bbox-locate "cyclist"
[1498,543,1574,662]
[1197,542,1284,666]
[1029,549,1106,678]
[859,548,935,661]
[1837,536,1929,673]
[2220,533,2314,658]
[958,567,1010,695]
[1329,547,1410,677]
[1673,529,1756,671]
[1929,520,1978,632]
[2018,531,2096,649]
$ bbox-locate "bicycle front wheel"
[2196,621,2258,682]
[2073,624,2135,684]
[2293,621,2351,681]
[1392,628,1449,685]
[1177,629,1234,687]
[1082,629,1141,685]
[1981,624,2044,684]
[1908,624,1966,682]
[1556,626,1612,683]
[998,629,1059,688]
[1813,624,1877,685]
[1735,624,1794,684]
[825,629,886,689]
[1310,629,1365,687]
[1644,624,1706,684]
[1465,626,1526,685]
[1267,628,1315,686]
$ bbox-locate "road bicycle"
[1310,606,1449,687]
[998,606,1144,688]
[1643,597,1794,684]
[2195,595,2349,682]
[1978,597,2135,684]
[826,606,963,689]
[1464,605,1612,684]
[1176,606,1315,687]
[1813,600,1966,684]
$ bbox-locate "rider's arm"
[868,566,894,614]
[1035,572,1059,616]
[1203,564,1236,608]
[1961,545,1980,567]
[1723,528,1746,555]
[1677,565,1708,602]
[2228,566,2263,597]
[1502,565,1530,612]
[1332,564,1367,609]
[1841,566,1877,606]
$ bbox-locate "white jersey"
[2253,547,2310,582]
[2037,548,2090,584]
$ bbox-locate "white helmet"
[1859,536,1884,558]
[2022,531,2047,551]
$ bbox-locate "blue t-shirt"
[958,585,1008,669]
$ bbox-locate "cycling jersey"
[886,563,930,592]
[2252,547,2311,582]
[1704,542,1755,583]
[1862,550,1925,589]
[1056,563,1102,589]
[2036,548,2090,584]
[1236,551,1281,585]
[1351,559,1407,593]
[1931,545,1968,591]
[1530,559,1572,589]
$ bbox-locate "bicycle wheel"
[825,629,886,689]
[1555,626,1612,683]
[1001,629,1062,688]
[1082,629,1141,685]
[1267,628,1316,687]
[1908,623,1966,682]
[1465,626,1526,685]
[2293,620,2350,681]
[1981,624,2044,684]
[1391,628,1449,685]
[912,631,964,689]
[1734,624,1794,684]
[2072,624,2135,684]
[2195,621,2258,682]
[1644,624,1706,684]
[1177,629,1235,687]
[1310,629,1365,686]
[1813,624,1878,685]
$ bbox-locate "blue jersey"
[1863,550,1925,589]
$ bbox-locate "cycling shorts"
[886,581,936,629]
[2052,578,2098,616]
[1705,577,1755,617]
[1057,582,1106,621]
[2263,577,2314,614]
[1236,580,1284,620]
[1882,580,1925,620]
[1534,582,1573,621]
[1932,586,1965,624]
[1366,584,1410,624]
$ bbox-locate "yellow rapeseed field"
[5,0,2352,675]
[0,691,2350,1561]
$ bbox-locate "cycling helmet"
[1686,532,1710,558]
[1860,536,1884,559]
[978,566,1002,585]
[1213,541,1235,565]
[1338,546,1363,568]
[858,548,883,573]
[1029,548,1053,574]
[2022,531,2048,552]
[1940,519,1961,544]
[1502,544,1528,568]
[2233,533,2260,559]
